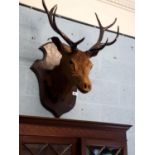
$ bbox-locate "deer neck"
[50,64,74,99]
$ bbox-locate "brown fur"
[53,38,93,93]
[35,40,93,99]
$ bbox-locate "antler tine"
[75,37,85,45]
[103,26,119,46]
[86,12,119,57]
[104,18,117,29]
[42,0,84,50]
[50,5,73,46]
[95,13,104,43]
[89,14,117,51]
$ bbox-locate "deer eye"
[69,60,76,71]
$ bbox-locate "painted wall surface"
[19,0,135,36]
[19,6,135,155]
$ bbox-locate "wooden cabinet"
[19,115,131,155]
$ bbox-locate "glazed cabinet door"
[20,136,78,155]
[81,138,127,155]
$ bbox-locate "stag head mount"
[31,0,119,117]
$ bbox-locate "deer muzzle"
[77,79,92,93]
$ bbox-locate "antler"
[86,13,119,57]
[42,0,85,50]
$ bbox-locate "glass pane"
[20,143,72,155]
[86,145,122,155]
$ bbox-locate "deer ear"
[85,50,100,58]
[51,37,64,54]
[51,37,73,55]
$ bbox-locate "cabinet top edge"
[19,115,132,131]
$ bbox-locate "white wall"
[19,5,134,155]
[19,0,135,36]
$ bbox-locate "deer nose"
[83,82,91,92]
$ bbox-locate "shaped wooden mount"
[31,43,77,117]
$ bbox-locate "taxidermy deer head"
[31,0,119,117]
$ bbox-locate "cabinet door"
[81,139,126,155]
[20,136,77,155]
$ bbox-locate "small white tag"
[72,91,78,96]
